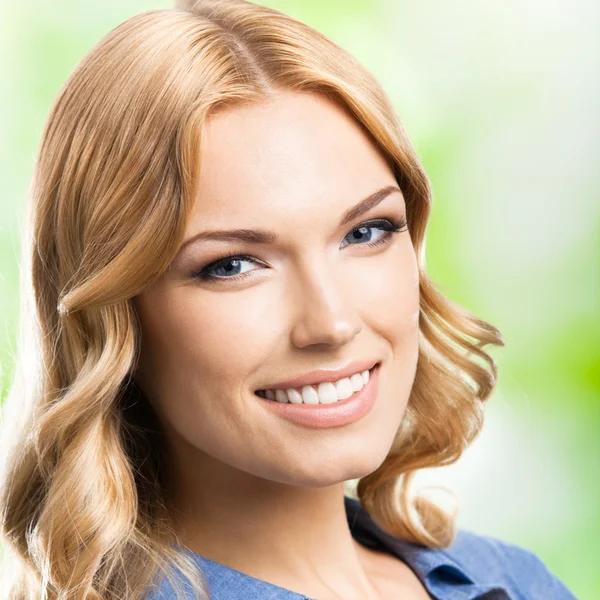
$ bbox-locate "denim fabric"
[144,495,578,599]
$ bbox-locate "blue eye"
[190,216,408,283]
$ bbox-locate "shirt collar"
[344,495,512,599]
[344,495,475,583]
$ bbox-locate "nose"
[289,257,363,349]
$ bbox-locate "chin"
[263,443,390,489]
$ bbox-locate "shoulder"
[444,528,577,599]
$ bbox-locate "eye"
[340,218,405,249]
[190,216,408,284]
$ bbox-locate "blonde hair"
[0,0,505,598]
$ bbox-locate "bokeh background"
[1,0,598,597]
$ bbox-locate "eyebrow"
[178,184,402,252]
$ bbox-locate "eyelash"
[190,216,408,283]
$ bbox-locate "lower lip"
[255,362,381,429]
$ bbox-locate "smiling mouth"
[254,363,380,405]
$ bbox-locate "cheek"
[366,241,420,423]
[132,289,274,468]
[363,239,420,345]
[135,290,268,409]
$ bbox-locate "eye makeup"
[189,214,408,284]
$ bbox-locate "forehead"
[189,91,398,229]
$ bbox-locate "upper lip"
[256,358,380,391]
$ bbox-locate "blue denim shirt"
[145,495,577,599]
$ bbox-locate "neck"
[167,441,383,600]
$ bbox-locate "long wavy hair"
[0,0,505,598]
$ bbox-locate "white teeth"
[362,369,370,385]
[286,388,303,404]
[350,372,365,391]
[315,381,338,404]
[258,368,373,404]
[334,378,354,400]
[301,384,320,405]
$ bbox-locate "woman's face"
[133,90,420,488]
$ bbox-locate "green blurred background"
[1,1,598,597]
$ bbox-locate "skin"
[133,89,424,600]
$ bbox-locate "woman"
[0,0,577,598]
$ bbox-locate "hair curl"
[0,0,505,597]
